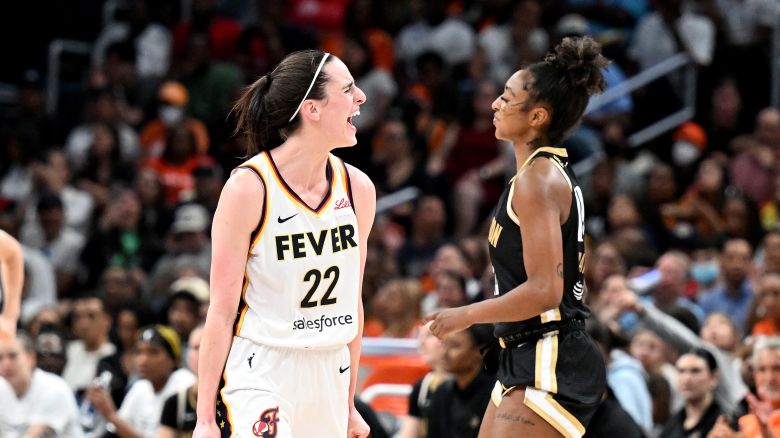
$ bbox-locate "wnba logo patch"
[252,407,279,437]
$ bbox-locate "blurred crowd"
[1,0,780,436]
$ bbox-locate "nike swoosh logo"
[339,365,350,374]
[277,213,298,223]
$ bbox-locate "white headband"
[288,53,330,122]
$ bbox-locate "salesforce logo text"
[292,314,354,332]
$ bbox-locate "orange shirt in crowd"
[739,412,780,438]
[753,318,780,336]
[144,155,215,206]
[140,119,210,160]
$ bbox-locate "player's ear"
[529,107,549,128]
[302,100,321,121]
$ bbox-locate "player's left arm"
[346,164,375,410]
[428,160,568,338]
[0,230,23,339]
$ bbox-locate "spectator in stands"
[395,0,475,76]
[760,175,780,232]
[660,348,723,437]
[323,0,395,74]
[97,304,154,408]
[436,80,508,238]
[663,157,729,244]
[369,278,422,338]
[0,332,83,437]
[173,31,244,131]
[158,325,202,437]
[100,265,143,316]
[65,87,140,175]
[630,327,681,412]
[233,0,317,78]
[33,326,67,376]
[86,325,196,437]
[628,0,715,70]
[587,315,651,435]
[709,336,780,437]
[25,307,63,339]
[0,69,59,171]
[144,124,216,207]
[165,276,209,344]
[424,324,494,438]
[606,194,660,254]
[192,162,224,216]
[699,77,746,155]
[140,81,210,161]
[426,243,480,300]
[477,0,548,86]
[25,193,86,297]
[74,121,136,209]
[750,273,780,336]
[92,0,173,80]
[172,0,241,61]
[91,42,147,128]
[370,119,426,196]
[148,204,212,305]
[23,149,94,241]
[400,322,449,438]
[720,190,765,249]
[701,313,742,354]
[585,241,627,299]
[135,167,174,240]
[62,295,116,393]
[423,270,469,316]
[607,276,748,412]
[396,195,448,278]
[82,188,164,289]
[647,251,706,323]
[760,230,780,274]
[699,238,754,332]
[730,107,780,205]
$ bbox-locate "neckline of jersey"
[263,150,335,214]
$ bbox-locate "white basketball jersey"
[232,151,361,349]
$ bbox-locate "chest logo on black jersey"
[277,213,298,223]
[488,218,503,248]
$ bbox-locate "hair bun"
[544,36,609,96]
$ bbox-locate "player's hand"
[426,306,472,340]
[193,421,222,438]
[347,407,370,438]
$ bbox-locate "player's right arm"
[194,169,264,438]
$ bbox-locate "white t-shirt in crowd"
[116,368,196,437]
[0,368,84,437]
[62,340,117,392]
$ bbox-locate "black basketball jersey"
[487,147,589,338]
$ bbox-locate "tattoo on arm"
[496,412,536,426]
[556,263,563,279]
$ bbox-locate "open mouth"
[347,110,360,129]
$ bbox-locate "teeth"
[351,110,360,117]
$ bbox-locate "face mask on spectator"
[159,105,185,126]
[672,140,701,167]
[691,261,719,285]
